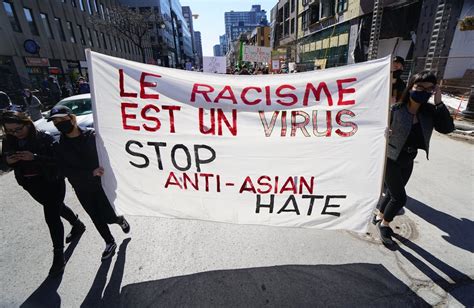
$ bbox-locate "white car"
[35,93,93,138]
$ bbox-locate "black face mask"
[393,70,403,79]
[54,120,75,134]
[409,90,432,105]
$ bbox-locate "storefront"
[24,57,50,90]
[66,60,81,84]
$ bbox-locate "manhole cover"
[349,214,418,244]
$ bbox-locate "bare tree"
[91,6,157,63]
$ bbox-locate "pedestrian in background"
[392,56,406,103]
[23,89,44,121]
[0,111,85,277]
[0,91,12,111]
[48,106,130,261]
[77,77,90,94]
[47,76,62,106]
[373,71,454,246]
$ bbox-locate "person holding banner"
[373,71,454,246]
[48,106,130,261]
[0,111,85,277]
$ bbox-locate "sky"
[179,0,277,56]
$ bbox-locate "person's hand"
[434,85,442,105]
[6,154,20,165]
[92,167,104,177]
[15,151,35,161]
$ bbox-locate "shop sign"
[25,57,49,67]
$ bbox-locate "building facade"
[219,34,228,56]
[0,0,145,97]
[248,26,271,47]
[170,0,193,68]
[224,5,267,46]
[193,31,203,69]
[213,44,221,56]
[119,0,194,68]
[271,0,298,57]
[182,6,197,67]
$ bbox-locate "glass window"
[337,0,348,13]
[100,3,105,19]
[94,0,99,12]
[290,18,295,34]
[67,21,76,43]
[58,98,92,116]
[108,34,114,51]
[77,24,85,45]
[23,7,39,35]
[79,0,85,11]
[87,28,93,46]
[71,0,77,7]
[302,12,308,30]
[321,0,335,18]
[95,30,101,48]
[101,32,107,49]
[86,0,93,14]
[55,17,66,41]
[3,1,22,32]
[40,13,54,39]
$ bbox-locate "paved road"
[1,132,473,307]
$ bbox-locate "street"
[0,131,473,307]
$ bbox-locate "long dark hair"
[0,111,37,146]
[399,70,437,105]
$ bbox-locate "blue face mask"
[409,90,432,104]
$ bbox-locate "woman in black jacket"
[373,71,455,246]
[48,106,130,261]
[0,111,85,277]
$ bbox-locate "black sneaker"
[377,221,395,246]
[66,219,86,243]
[48,249,65,278]
[117,216,130,234]
[101,242,117,261]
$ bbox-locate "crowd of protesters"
[0,56,455,279]
[0,76,91,118]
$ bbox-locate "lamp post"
[157,22,166,66]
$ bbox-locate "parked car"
[35,93,93,138]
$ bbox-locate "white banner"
[87,50,390,233]
[202,56,226,74]
[243,46,272,63]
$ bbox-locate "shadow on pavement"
[405,197,474,252]
[20,235,82,308]
[81,238,131,307]
[120,263,429,307]
[394,234,474,307]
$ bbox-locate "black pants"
[23,177,78,250]
[377,150,417,222]
[74,186,118,244]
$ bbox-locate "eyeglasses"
[5,125,25,134]
[413,85,435,93]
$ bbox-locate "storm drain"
[349,215,418,244]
